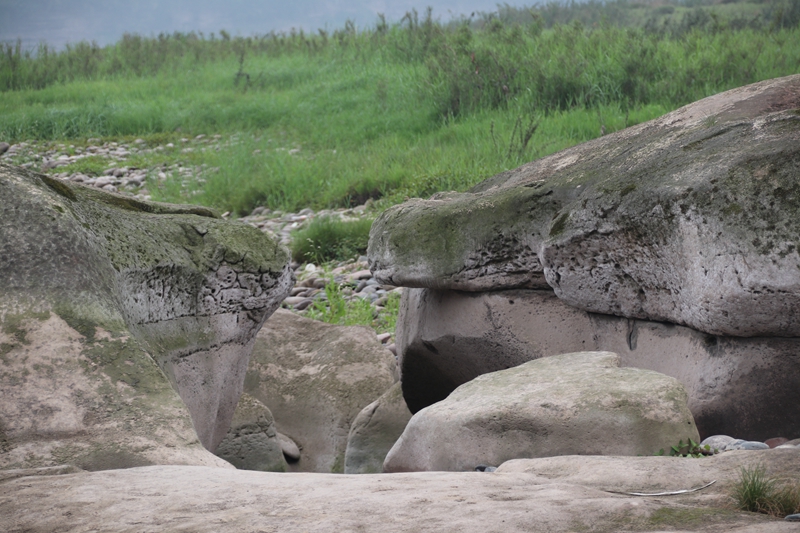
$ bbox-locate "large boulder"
[213,393,288,472]
[396,288,596,413]
[0,164,292,470]
[384,351,699,472]
[244,309,397,473]
[369,74,800,338]
[344,382,413,474]
[396,288,800,440]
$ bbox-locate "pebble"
[698,435,800,455]
[724,440,770,451]
[764,437,789,448]
[786,514,800,522]
[699,435,732,453]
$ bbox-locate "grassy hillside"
[1,0,799,214]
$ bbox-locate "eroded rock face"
[369,75,800,338]
[344,382,412,474]
[0,164,292,469]
[244,309,397,473]
[384,352,699,472]
[396,288,800,440]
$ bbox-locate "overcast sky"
[0,0,534,49]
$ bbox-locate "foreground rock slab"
[244,309,397,473]
[369,74,800,338]
[0,164,292,469]
[384,351,698,472]
[2,450,798,533]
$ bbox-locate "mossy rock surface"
[369,74,800,337]
[0,165,292,470]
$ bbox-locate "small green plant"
[59,155,111,176]
[290,216,374,264]
[656,438,715,458]
[303,281,399,334]
[731,465,800,517]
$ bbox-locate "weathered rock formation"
[214,393,288,472]
[244,309,397,473]
[371,75,800,337]
[0,164,292,470]
[384,351,699,472]
[369,75,800,440]
[344,382,412,474]
[396,288,800,440]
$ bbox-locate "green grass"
[731,465,800,518]
[304,282,401,334]
[291,216,375,264]
[1,2,799,215]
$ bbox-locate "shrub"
[731,465,800,517]
[290,215,373,264]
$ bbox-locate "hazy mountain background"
[0,0,527,49]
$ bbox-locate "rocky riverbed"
[0,137,399,351]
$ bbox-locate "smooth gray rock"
[384,352,699,472]
[724,440,770,451]
[277,432,301,461]
[369,75,800,338]
[244,309,398,473]
[1,165,292,470]
[700,435,735,454]
[395,287,800,440]
[214,393,287,472]
[344,382,413,474]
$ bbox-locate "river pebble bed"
[0,137,398,350]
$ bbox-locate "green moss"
[54,304,98,341]
[550,212,570,237]
[722,203,743,216]
[82,337,168,394]
[619,183,637,197]
[39,174,77,201]
[1,311,51,345]
[330,452,344,473]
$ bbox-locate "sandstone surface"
[368,74,800,338]
[384,351,698,472]
[396,288,800,440]
[344,382,412,474]
[244,309,397,472]
[0,164,291,469]
[2,450,798,532]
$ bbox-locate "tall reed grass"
[1,1,798,213]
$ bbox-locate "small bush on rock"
[731,465,800,517]
[657,438,714,458]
